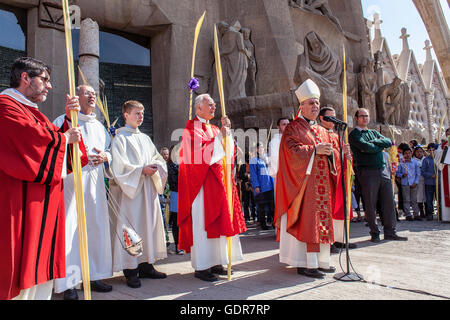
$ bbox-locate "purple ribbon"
[188,77,200,91]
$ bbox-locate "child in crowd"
[396,147,422,221]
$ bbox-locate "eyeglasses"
[33,75,51,85]
[83,91,97,97]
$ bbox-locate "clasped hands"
[315,143,351,160]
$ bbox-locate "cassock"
[52,113,113,293]
[0,89,67,300]
[109,126,168,271]
[274,117,338,269]
[178,116,246,271]
[325,129,353,243]
[435,140,450,222]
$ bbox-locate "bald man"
[53,84,113,299]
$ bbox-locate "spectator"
[396,147,422,221]
[348,108,407,242]
[167,144,184,254]
[396,143,410,215]
[250,143,275,230]
[422,143,439,220]
[409,139,419,150]
[413,146,426,218]
[238,152,257,223]
[160,147,171,247]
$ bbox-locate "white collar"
[0,88,38,109]
[356,126,368,131]
[301,116,316,126]
[197,116,210,124]
[78,112,97,122]
[117,124,140,134]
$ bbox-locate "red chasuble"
[177,117,246,253]
[442,141,450,208]
[326,130,353,220]
[274,118,339,252]
[0,95,67,300]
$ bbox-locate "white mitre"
[295,79,321,104]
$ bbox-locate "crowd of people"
[1,57,449,300]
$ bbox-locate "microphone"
[323,115,348,127]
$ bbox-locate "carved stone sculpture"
[376,77,411,127]
[294,31,342,91]
[344,57,358,117]
[215,20,248,100]
[242,27,257,97]
[289,0,344,33]
[358,57,378,122]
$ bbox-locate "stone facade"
[0,0,448,148]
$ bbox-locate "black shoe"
[405,216,414,221]
[63,288,78,300]
[384,234,408,241]
[261,225,269,230]
[318,266,336,273]
[138,264,167,279]
[297,268,325,279]
[414,216,423,221]
[90,280,112,293]
[334,242,357,249]
[426,216,434,221]
[126,275,141,288]
[330,244,339,254]
[210,265,233,275]
[370,235,381,243]
[194,269,219,282]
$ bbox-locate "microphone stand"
[333,122,363,282]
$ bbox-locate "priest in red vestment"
[274,79,339,279]
[0,57,81,300]
[435,128,450,222]
[318,106,357,252]
[178,94,246,282]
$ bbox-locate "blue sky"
[361,0,450,67]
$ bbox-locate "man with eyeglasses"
[348,108,407,243]
[0,57,82,300]
[52,84,113,299]
[178,94,247,282]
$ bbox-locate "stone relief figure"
[242,27,257,97]
[358,57,378,122]
[374,50,386,88]
[294,31,342,91]
[289,0,344,33]
[344,57,358,116]
[376,77,411,127]
[213,20,249,100]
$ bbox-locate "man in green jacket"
[349,108,407,243]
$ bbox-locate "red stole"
[327,130,353,220]
[58,116,89,174]
[442,141,450,207]
[177,117,246,253]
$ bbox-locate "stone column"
[78,18,99,92]
[425,88,435,142]
[78,18,101,119]
[27,7,68,121]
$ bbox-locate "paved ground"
[52,217,450,301]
